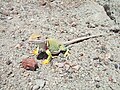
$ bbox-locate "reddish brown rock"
[22,58,38,71]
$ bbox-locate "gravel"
[0,0,120,90]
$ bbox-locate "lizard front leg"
[64,49,69,57]
[42,49,52,64]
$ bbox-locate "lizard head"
[29,33,41,41]
[29,34,48,56]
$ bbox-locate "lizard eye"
[37,36,41,40]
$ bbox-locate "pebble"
[87,23,96,28]
[23,72,30,77]
[33,85,40,90]
[11,73,15,77]
[7,71,12,76]
[55,62,64,68]
[110,25,120,33]
[1,11,10,16]
[30,18,35,22]
[108,76,117,83]
[6,60,12,65]
[69,28,74,33]
[114,63,120,69]
[64,64,70,71]
[49,0,54,2]
[40,0,47,6]
[2,81,6,85]
[35,79,45,88]
[94,76,101,82]
[7,16,13,20]
[71,65,80,71]
[96,84,100,88]
[15,43,22,49]
[71,22,77,27]
[114,64,118,69]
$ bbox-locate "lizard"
[29,33,107,64]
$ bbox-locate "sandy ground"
[0,0,120,90]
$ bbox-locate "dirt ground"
[0,0,120,90]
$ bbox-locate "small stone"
[11,11,19,15]
[2,81,6,85]
[87,23,96,28]
[96,84,100,88]
[60,28,65,33]
[114,64,118,69]
[9,7,14,11]
[21,55,29,59]
[64,64,70,71]
[69,28,74,32]
[7,16,13,20]
[33,85,40,90]
[113,78,117,83]
[110,25,120,33]
[71,65,80,71]
[80,53,84,56]
[109,76,117,83]
[2,11,10,16]
[35,79,45,88]
[109,76,113,82]
[15,43,23,49]
[11,73,15,77]
[105,53,111,60]
[7,71,12,76]
[55,62,64,68]
[119,64,120,69]
[1,30,5,33]
[93,57,99,60]
[28,78,31,82]
[30,18,35,22]
[54,22,59,26]
[94,76,100,82]
[40,0,47,6]
[68,76,73,79]
[94,63,98,67]
[71,22,77,27]
[6,60,12,65]
[49,0,54,2]
[23,72,30,77]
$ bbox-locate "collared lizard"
[29,34,107,64]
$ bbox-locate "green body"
[38,38,69,64]
[47,38,67,54]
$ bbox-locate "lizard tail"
[63,34,104,46]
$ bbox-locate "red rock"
[109,76,113,82]
[22,58,38,71]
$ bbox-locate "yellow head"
[29,33,41,41]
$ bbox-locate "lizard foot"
[64,49,70,57]
[42,59,50,64]
[32,46,39,55]
[42,49,52,64]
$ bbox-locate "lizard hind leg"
[64,49,70,57]
[59,45,70,57]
